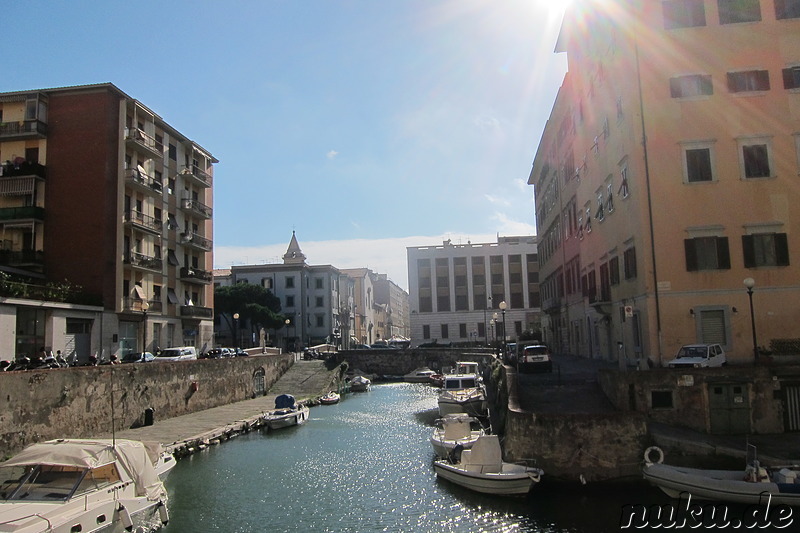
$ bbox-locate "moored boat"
[263,394,310,430]
[0,438,170,532]
[320,391,340,405]
[433,435,543,496]
[404,367,437,383]
[642,445,800,506]
[349,375,371,392]
[430,413,485,459]
[438,374,486,417]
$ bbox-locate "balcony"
[0,249,44,269]
[1,161,46,179]
[180,305,213,319]
[124,128,164,160]
[0,206,45,222]
[180,232,212,252]
[178,165,212,188]
[179,197,212,219]
[124,167,163,196]
[0,120,47,141]
[179,266,213,284]
[124,210,163,235]
[121,297,163,313]
[542,296,562,313]
[123,251,163,272]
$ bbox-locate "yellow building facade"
[530,0,800,366]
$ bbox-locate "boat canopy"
[275,394,296,409]
[1,439,162,500]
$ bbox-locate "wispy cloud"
[326,150,339,159]
[484,193,511,206]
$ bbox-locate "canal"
[160,382,754,532]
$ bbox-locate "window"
[685,237,731,271]
[168,143,177,161]
[775,0,800,18]
[718,0,761,23]
[662,0,706,28]
[670,74,713,98]
[651,391,674,409]
[285,276,295,289]
[727,70,770,92]
[478,322,486,337]
[423,325,431,339]
[609,256,621,285]
[595,193,605,221]
[624,247,637,280]
[316,296,324,307]
[699,309,727,345]
[459,323,467,338]
[315,278,324,289]
[782,67,800,89]
[262,277,273,289]
[441,324,449,339]
[619,164,630,198]
[606,183,615,213]
[683,145,714,183]
[286,295,295,308]
[316,315,324,327]
[737,138,773,179]
[742,233,790,267]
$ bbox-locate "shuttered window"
[700,309,726,345]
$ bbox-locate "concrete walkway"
[108,359,339,453]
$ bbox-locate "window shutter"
[726,72,738,92]
[784,68,796,90]
[670,78,681,97]
[742,235,755,268]
[700,310,726,345]
[717,237,731,269]
[775,233,790,266]
[757,70,770,90]
[700,75,713,95]
[685,239,698,271]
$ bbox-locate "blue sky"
[5,1,567,290]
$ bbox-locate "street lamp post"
[492,312,499,355]
[499,301,507,355]
[233,313,240,348]
[484,295,493,347]
[284,318,291,352]
[141,301,149,352]
[743,278,758,361]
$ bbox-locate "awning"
[132,285,146,299]
[167,289,179,304]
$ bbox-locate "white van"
[155,346,197,362]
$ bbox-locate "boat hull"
[438,391,486,417]
[643,463,800,506]
[433,461,539,496]
[264,406,309,430]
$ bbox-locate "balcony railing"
[0,249,44,268]
[122,297,163,313]
[180,198,212,219]
[123,251,163,272]
[180,305,213,319]
[124,210,163,235]
[0,120,47,140]
[542,295,562,312]
[1,161,46,179]
[180,232,212,251]
[124,167,163,195]
[0,206,45,221]
[179,266,213,284]
[179,165,212,187]
[124,128,164,159]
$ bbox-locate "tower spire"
[283,231,306,264]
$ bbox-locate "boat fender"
[644,446,664,466]
[528,470,542,483]
[158,500,170,524]
[118,503,134,531]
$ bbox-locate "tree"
[214,284,286,342]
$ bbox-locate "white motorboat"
[642,445,800,506]
[0,438,170,533]
[433,435,543,496]
[430,413,485,459]
[143,441,176,480]
[404,367,437,383]
[263,394,310,430]
[349,375,371,392]
[438,374,486,417]
[320,391,340,405]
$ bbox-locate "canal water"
[161,382,786,532]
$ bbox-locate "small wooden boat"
[349,375,371,392]
[430,413,485,458]
[433,435,543,496]
[642,445,800,506]
[263,394,310,430]
[320,391,340,405]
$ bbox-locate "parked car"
[202,348,225,359]
[155,346,198,362]
[665,343,727,368]
[232,348,248,356]
[121,351,155,363]
[518,344,553,373]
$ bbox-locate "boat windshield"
[444,378,477,390]
[0,462,122,502]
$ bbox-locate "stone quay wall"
[334,348,495,376]
[597,364,794,434]
[0,353,293,459]
[490,362,649,482]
